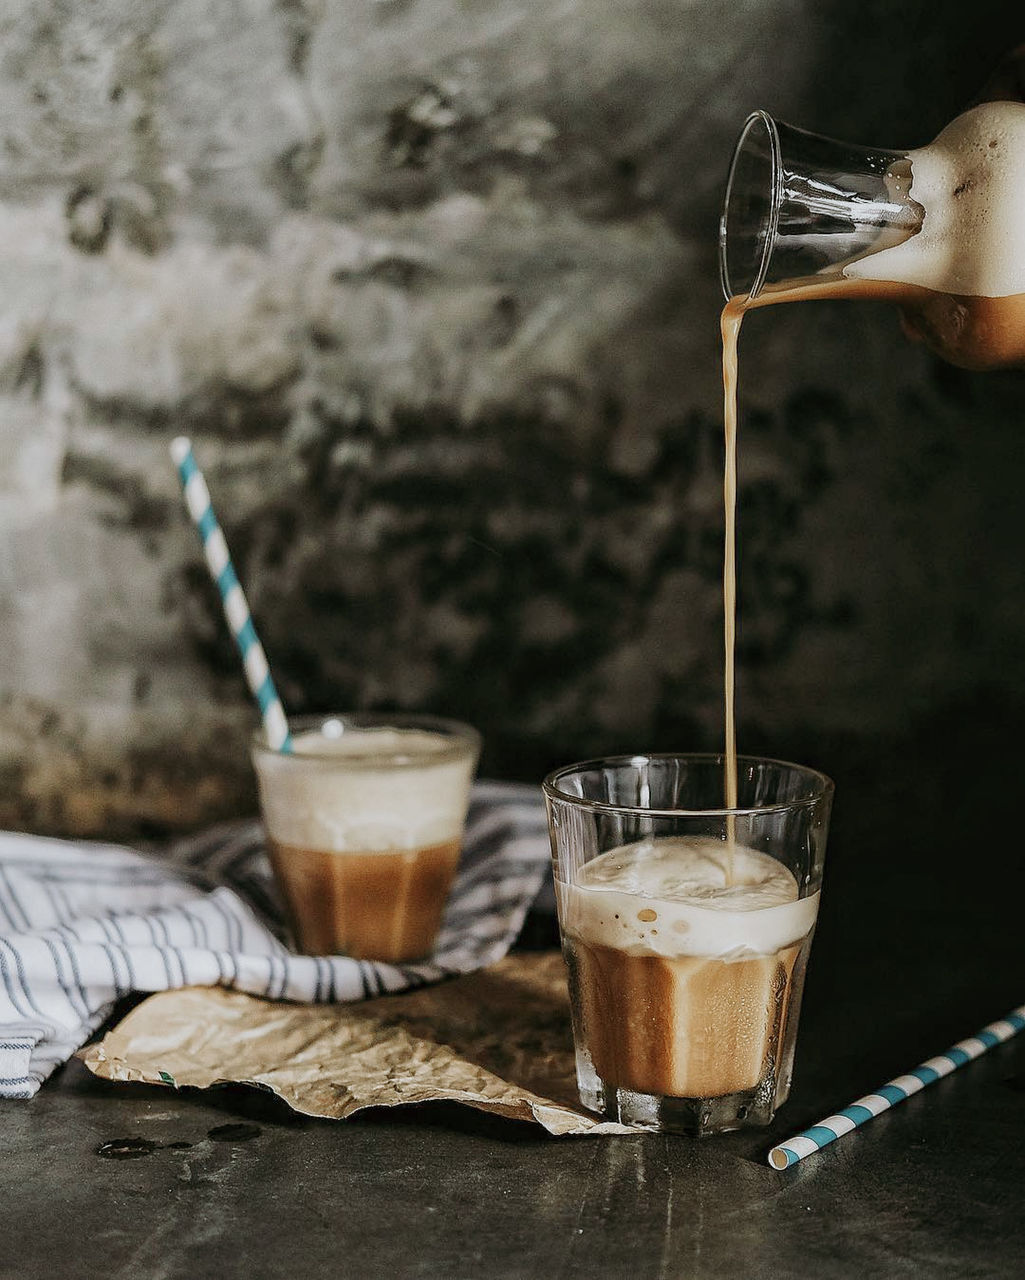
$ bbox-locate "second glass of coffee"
[544,753,832,1135]
[252,714,480,963]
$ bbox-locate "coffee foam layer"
[845,102,1025,297]
[559,837,819,959]
[254,728,476,852]
[290,727,456,761]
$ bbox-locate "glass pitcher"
[717,103,1025,370]
[718,110,922,301]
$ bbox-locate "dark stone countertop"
[4,733,1025,1279]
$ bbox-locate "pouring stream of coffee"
[720,302,742,867]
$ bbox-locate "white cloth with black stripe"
[0,781,550,1099]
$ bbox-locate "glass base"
[579,1077,778,1136]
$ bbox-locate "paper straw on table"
[768,1003,1025,1169]
[170,436,293,753]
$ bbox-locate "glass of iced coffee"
[252,713,480,963]
[544,753,832,1135]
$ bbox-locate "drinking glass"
[253,713,480,962]
[544,753,833,1135]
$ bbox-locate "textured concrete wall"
[2,0,1024,835]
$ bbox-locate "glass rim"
[251,712,481,769]
[542,751,833,819]
[719,108,781,302]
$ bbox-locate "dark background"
[0,1,1023,837]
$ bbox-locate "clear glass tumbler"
[252,713,480,962]
[543,753,833,1135]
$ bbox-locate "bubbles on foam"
[846,102,1025,297]
[577,836,799,909]
[559,836,819,959]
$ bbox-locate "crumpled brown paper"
[80,952,637,1136]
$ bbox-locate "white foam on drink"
[559,837,819,959]
[845,102,1025,297]
[254,727,476,853]
[291,727,453,761]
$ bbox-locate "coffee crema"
[259,726,474,854]
[559,838,818,1100]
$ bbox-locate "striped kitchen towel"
[0,781,550,1099]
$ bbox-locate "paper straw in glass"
[169,436,292,753]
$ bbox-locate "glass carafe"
[719,104,1025,369]
[718,110,924,301]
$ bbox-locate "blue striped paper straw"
[170,437,293,754]
[769,1003,1025,1169]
